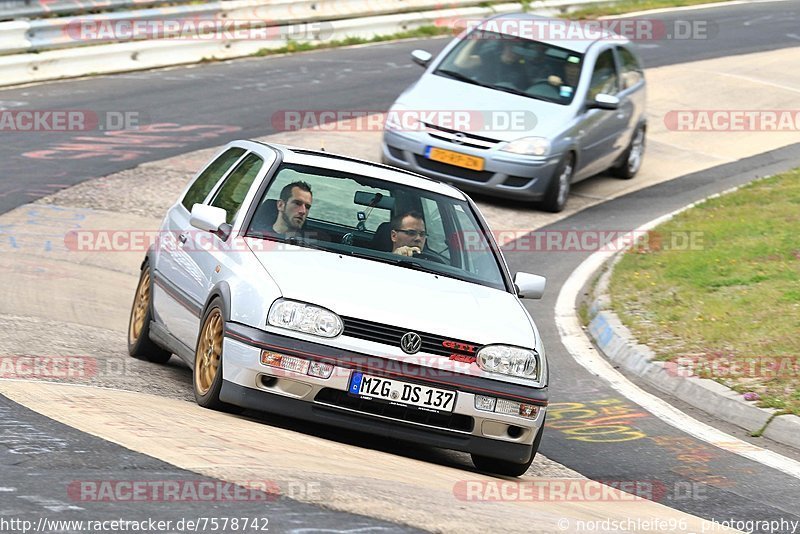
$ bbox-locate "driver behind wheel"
[390,210,428,257]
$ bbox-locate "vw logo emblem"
[400,332,422,354]
[452,132,466,145]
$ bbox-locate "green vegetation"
[609,169,800,414]
[253,25,452,57]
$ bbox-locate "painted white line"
[554,187,800,481]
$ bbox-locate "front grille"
[413,155,493,183]
[315,388,474,432]
[422,122,499,150]
[341,316,481,357]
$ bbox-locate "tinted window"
[617,46,643,89]
[246,163,507,291]
[434,30,584,105]
[420,197,450,262]
[181,147,245,211]
[210,153,263,224]
[588,49,620,98]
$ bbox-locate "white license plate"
[348,372,456,413]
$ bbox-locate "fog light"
[308,361,334,379]
[475,395,497,412]
[260,351,310,374]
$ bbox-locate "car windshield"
[434,30,583,105]
[245,162,508,291]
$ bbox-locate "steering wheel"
[525,80,562,99]
[413,249,448,264]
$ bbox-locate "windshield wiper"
[435,69,487,88]
[394,258,442,276]
[348,249,442,276]
[487,84,531,98]
[488,83,562,103]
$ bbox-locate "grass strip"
[609,169,800,414]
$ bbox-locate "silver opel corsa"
[382,13,647,212]
[128,140,549,476]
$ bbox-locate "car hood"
[247,242,536,348]
[396,73,575,141]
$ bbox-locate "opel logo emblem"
[452,132,466,145]
[400,332,422,354]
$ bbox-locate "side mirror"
[514,272,546,299]
[190,204,232,240]
[411,49,432,68]
[588,93,620,110]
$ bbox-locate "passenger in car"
[390,210,428,257]
[272,181,313,238]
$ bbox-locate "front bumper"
[221,322,547,463]
[382,129,561,202]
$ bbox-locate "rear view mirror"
[514,272,546,299]
[589,93,620,110]
[354,191,395,210]
[411,49,433,67]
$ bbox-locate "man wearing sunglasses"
[390,210,428,257]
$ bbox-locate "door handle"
[178,233,187,244]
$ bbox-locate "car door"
[152,146,246,351]
[574,47,629,178]
[170,151,266,347]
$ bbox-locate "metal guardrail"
[1,0,501,55]
[0,0,609,87]
[0,0,199,22]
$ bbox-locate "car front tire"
[611,124,645,179]
[541,153,574,213]
[193,297,241,413]
[128,261,172,364]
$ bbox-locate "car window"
[420,197,450,262]
[209,153,263,224]
[246,163,507,291]
[181,147,245,211]
[434,30,583,105]
[262,167,392,231]
[588,49,620,99]
[617,46,643,90]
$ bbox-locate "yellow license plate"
[427,147,485,172]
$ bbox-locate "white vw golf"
[128,140,549,476]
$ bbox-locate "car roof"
[473,12,631,54]
[243,140,468,200]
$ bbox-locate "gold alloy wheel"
[129,267,151,345]
[195,308,223,396]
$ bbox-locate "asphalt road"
[0,1,798,214]
[2,1,800,532]
[508,142,800,529]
